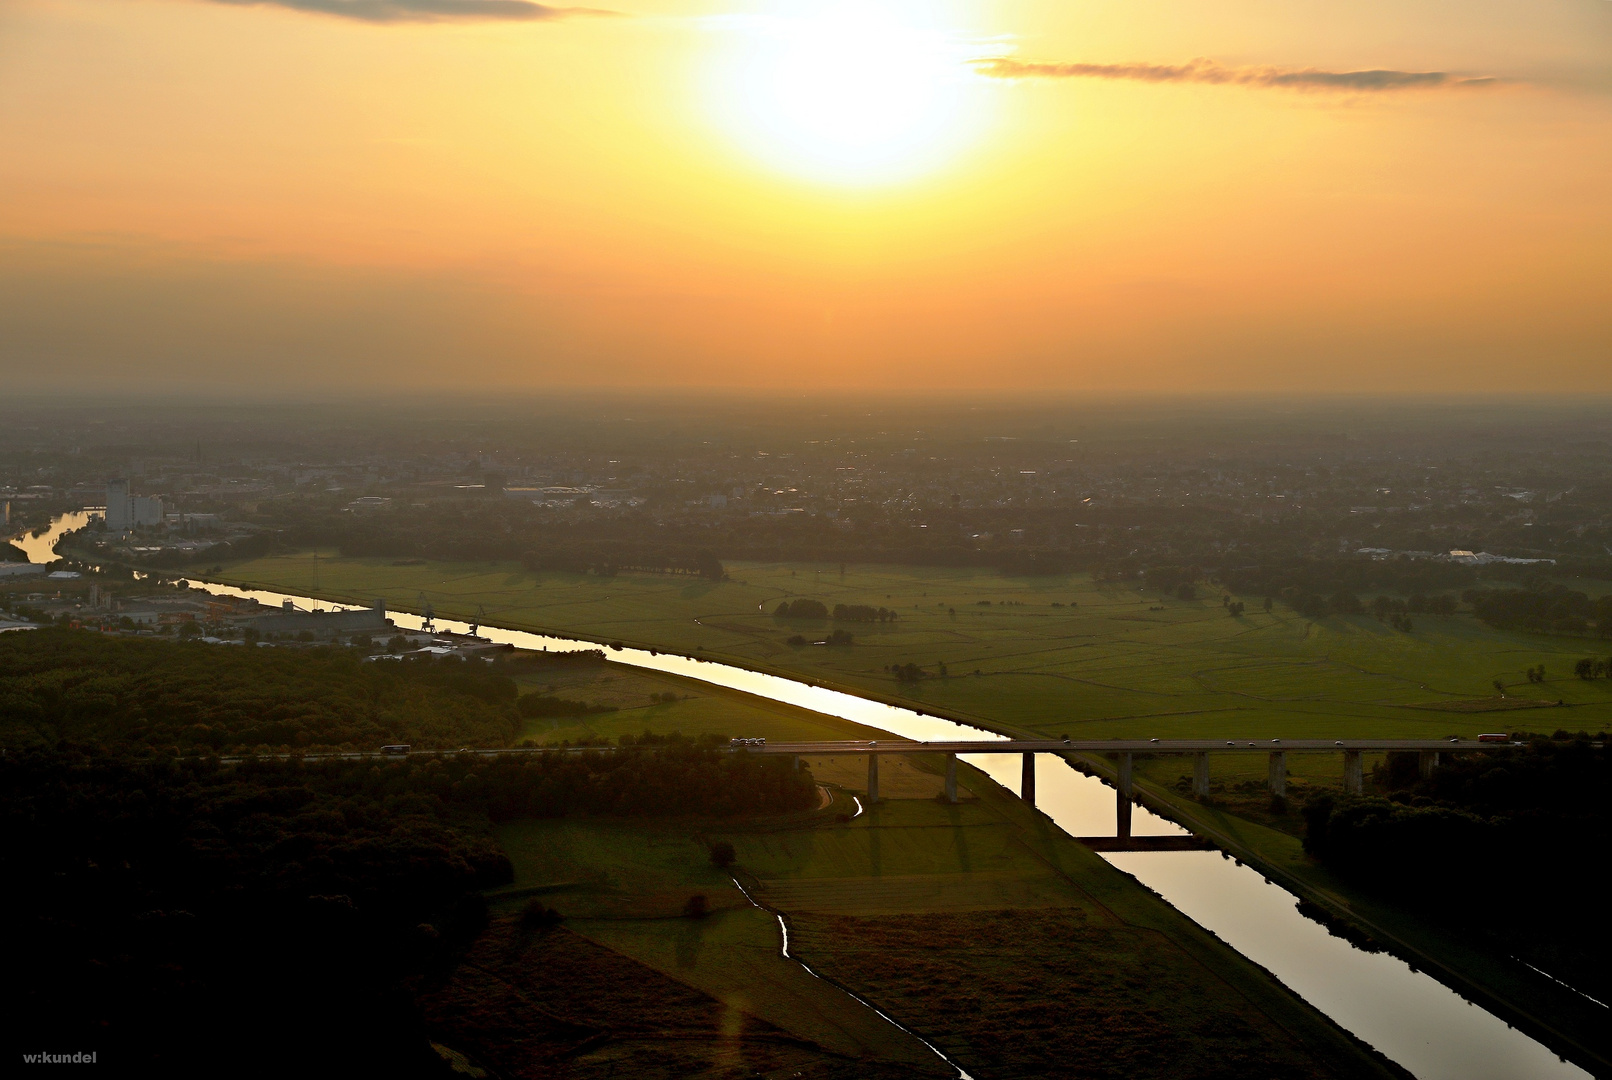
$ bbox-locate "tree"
[694,550,726,582]
[708,841,736,869]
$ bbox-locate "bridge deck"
[746,738,1512,755]
[223,737,1522,764]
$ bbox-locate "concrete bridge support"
[1192,752,1210,798]
[1418,751,1440,780]
[1344,750,1363,795]
[1021,752,1036,807]
[867,753,880,804]
[944,753,958,804]
[1116,752,1134,839]
[1268,751,1287,798]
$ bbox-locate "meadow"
[213,552,1612,749]
[482,758,1402,1079]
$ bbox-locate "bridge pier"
[1344,750,1363,795]
[867,753,880,804]
[792,754,800,772]
[1192,752,1210,798]
[1268,751,1287,798]
[944,752,958,804]
[1418,750,1440,780]
[1116,752,1134,839]
[1021,752,1036,807]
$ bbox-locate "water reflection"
[173,573,1587,1080]
[8,510,100,563]
[1105,852,1586,1080]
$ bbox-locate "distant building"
[0,562,46,579]
[243,598,393,640]
[106,479,163,531]
[105,478,130,530]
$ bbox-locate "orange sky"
[1,0,1609,393]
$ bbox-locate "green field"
[508,658,891,745]
[212,552,1612,745]
[485,762,1402,1079]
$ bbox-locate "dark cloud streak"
[973,57,1498,92]
[207,0,615,24]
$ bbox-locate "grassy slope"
[512,664,890,746]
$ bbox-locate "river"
[7,509,100,563]
[9,515,1586,1079]
[159,574,1585,1080]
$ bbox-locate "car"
[1335,741,1344,746]
[868,740,878,746]
[1449,737,1460,742]
[1226,741,1234,747]
[1149,738,1159,743]
[1271,739,1281,744]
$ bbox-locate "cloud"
[972,57,1498,92]
[206,0,616,24]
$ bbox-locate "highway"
[217,736,1523,764]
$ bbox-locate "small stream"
[13,509,1583,1080]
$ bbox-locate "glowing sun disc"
[708,4,987,185]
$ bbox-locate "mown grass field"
[214,552,1612,747]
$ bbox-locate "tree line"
[0,629,528,753]
[1301,735,1612,1006]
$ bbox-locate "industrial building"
[243,598,394,640]
[105,479,164,531]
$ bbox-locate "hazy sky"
[2,0,1609,393]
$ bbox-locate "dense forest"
[0,630,527,752]
[1302,736,1612,1001]
[2,743,814,1074]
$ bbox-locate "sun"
[707,3,988,186]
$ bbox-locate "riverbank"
[1078,755,1611,1075]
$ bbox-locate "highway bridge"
[253,736,1515,824]
[224,736,1526,849]
[741,737,1511,822]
